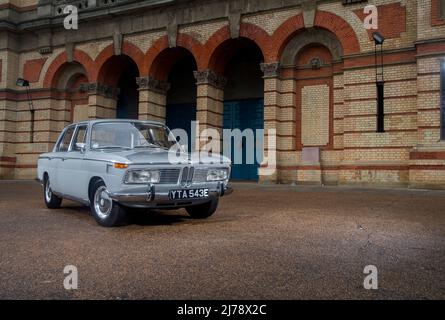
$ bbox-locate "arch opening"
[149,47,198,151]
[215,38,265,181]
[97,55,140,119]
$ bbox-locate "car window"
[57,126,75,152]
[72,125,87,151]
[90,122,176,150]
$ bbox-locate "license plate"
[169,188,209,200]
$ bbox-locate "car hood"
[90,148,231,166]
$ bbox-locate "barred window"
[441,60,445,140]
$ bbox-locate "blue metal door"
[166,103,197,152]
[223,99,264,181]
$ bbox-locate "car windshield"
[90,122,177,150]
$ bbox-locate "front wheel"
[43,176,62,209]
[90,180,127,227]
[186,196,219,219]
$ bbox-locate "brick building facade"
[0,0,445,188]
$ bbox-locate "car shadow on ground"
[61,201,193,227]
[127,209,193,226]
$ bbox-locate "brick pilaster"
[80,82,119,119]
[259,62,280,183]
[136,76,169,123]
[194,70,226,153]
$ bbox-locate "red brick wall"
[354,3,407,40]
[23,58,47,83]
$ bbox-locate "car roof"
[71,119,166,127]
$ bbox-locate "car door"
[58,124,88,199]
[50,126,75,193]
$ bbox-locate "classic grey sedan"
[37,120,232,227]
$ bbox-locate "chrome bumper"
[109,183,233,208]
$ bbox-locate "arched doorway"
[116,60,139,119]
[150,47,198,151]
[97,55,140,119]
[211,38,265,180]
[165,52,197,152]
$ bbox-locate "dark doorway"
[116,59,139,119]
[166,53,197,152]
[222,39,264,181]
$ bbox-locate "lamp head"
[16,78,30,87]
[372,32,385,45]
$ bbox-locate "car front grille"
[158,168,208,185]
[192,169,208,183]
[159,169,181,185]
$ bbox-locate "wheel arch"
[88,176,104,202]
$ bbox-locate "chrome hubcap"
[45,179,52,202]
[94,186,112,219]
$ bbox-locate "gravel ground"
[0,181,444,299]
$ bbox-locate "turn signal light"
[114,163,129,169]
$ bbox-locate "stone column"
[259,62,280,184]
[80,83,119,119]
[136,76,170,123]
[194,70,226,153]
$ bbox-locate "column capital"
[193,70,227,89]
[260,62,280,78]
[79,82,120,98]
[136,76,170,94]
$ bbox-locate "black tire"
[43,175,62,209]
[90,180,127,227]
[186,196,219,219]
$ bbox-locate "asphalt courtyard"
[0,181,444,299]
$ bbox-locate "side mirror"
[76,142,86,153]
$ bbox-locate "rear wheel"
[186,196,219,219]
[43,175,62,209]
[90,180,127,227]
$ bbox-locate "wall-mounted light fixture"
[16,78,35,143]
[373,32,385,133]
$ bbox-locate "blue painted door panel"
[166,103,197,152]
[224,99,264,181]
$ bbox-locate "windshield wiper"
[94,146,132,150]
[134,144,169,150]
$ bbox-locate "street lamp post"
[373,32,385,133]
[16,78,35,143]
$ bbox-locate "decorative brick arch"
[92,42,145,82]
[145,34,201,81]
[270,14,305,62]
[314,11,360,55]
[201,23,268,72]
[198,25,230,70]
[43,50,94,88]
[271,11,360,62]
[239,23,271,61]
